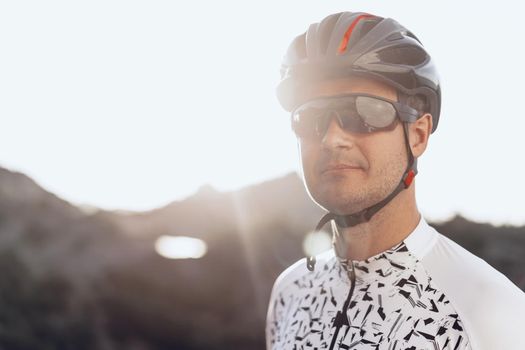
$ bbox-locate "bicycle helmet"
[277,12,441,132]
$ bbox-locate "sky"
[1,1,524,225]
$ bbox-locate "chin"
[310,188,366,216]
[304,175,369,213]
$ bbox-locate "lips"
[321,163,363,174]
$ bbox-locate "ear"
[409,113,432,157]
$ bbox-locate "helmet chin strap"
[306,122,416,271]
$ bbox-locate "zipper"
[328,259,356,350]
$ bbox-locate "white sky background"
[1,1,524,225]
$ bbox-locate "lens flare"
[154,236,207,259]
[302,230,332,257]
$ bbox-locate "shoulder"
[269,249,335,298]
[265,249,335,349]
[426,229,524,300]
[418,225,525,350]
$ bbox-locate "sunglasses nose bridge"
[329,110,344,128]
[316,110,344,137]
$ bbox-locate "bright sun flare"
[155,235,208,259]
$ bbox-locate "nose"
[319,112,356,149]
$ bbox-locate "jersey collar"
[334,216,437,281]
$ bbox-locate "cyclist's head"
[277,11,440,133]
[279,12,440,270]
[296,75,417,217]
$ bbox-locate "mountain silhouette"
[0,165,523,349]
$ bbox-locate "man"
[266,11,525,350]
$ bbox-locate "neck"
[337,185,421,261]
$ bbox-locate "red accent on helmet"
[337,14,375,54]
[404,170,416,187]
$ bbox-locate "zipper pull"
[347,259,356,283]
[306,256,316,271]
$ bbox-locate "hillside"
[0,166,523,349]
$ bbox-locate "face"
[297,77,408,216]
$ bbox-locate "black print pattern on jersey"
[267,242,471,350]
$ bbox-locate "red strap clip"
[403,169,416,188]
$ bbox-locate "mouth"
[321,164,363,175]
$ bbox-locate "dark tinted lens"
[355,96,396,128]
[291,95,398,138]
[336,107,371,134]
[292,107,325,138]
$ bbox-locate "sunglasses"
[291,93,420,139]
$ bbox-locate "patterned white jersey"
[266,217,525,350]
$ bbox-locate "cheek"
[362,130,406,174]
[368,137,407,177]
[299,142,319,183]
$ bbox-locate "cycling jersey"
[266,217,525,350]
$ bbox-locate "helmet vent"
[355,18,381,41]
[377,46,427,66]
[318,13,342,55]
